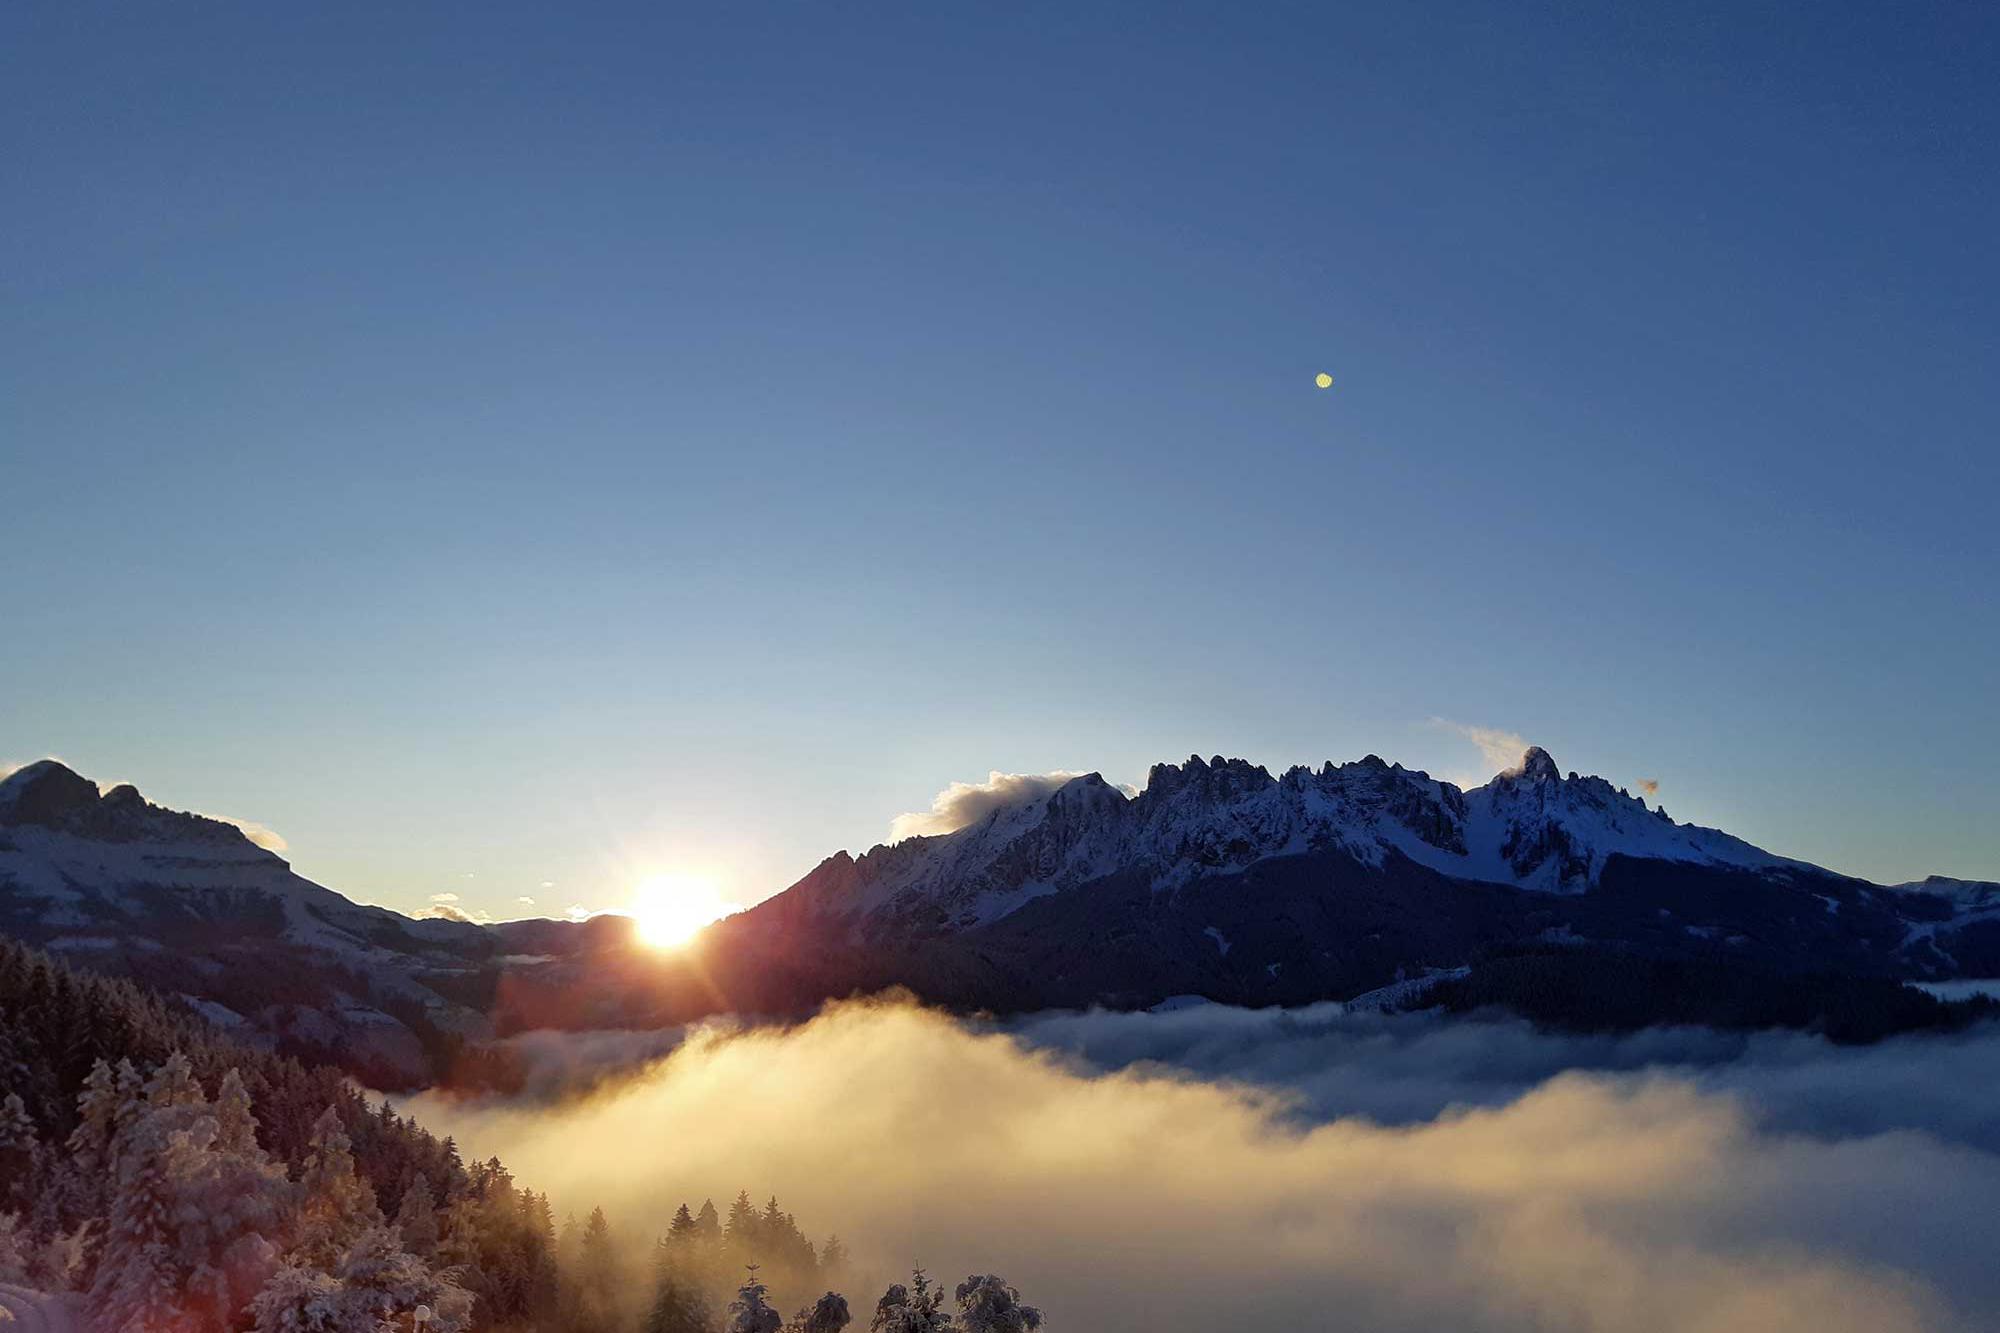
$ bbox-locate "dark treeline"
[0,934,1047,1331]
[1423,944,2000,1042]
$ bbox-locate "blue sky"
[4,3,1995,919]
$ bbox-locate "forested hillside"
[0,935,1042,1332]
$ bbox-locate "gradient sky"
[5,3,1996,921]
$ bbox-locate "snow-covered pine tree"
[68,1058,120,1179]
[89,1111,183,1333]
[791,1290,852,1333]
[249,1264,360,1333]
[0,1211,31,1284]
[156,1111,290,1328]
[291,1106,382,1269]
[214,1068,259,1155]
[332,1225,473,1332]
[871,1269,952,1333]
[394,1171,439,1257]
[112,1060,146,1126]
[954,1275,1042,1332]
[0,1091,38,1211]
[144,1052,204,1113]
[728,1262,784,1333]
[252,1224,473,1332]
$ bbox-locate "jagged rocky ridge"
[764,747,1811,937]
[3,751,1997,1077]
[709,747,2000,1017]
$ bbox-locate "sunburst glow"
[628,873,738,949]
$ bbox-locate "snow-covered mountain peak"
[1141,754,1277,804]
[756,744,1844,932]
[0,760,264,851]
[1499,745,1562,784]
[0,758,102,821]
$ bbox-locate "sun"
[628,874,738,949]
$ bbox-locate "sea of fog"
[408,998,2000,1333]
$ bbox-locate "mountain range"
[3,749,1995,1085]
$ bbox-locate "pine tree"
[249,1264,360,1332]
[646,1268,714,1333]
[871,1270,952,1333]
[556,1211,581,1271]
[112,1059,146,1128]
[155,1109,290,1327]
[792,1291,852,1333]
[89,1112,182,1333]
[68,1058,119,1176]
[0,1212,31,1285]
[954,1275,1041,1332]
[728,1263,784,1333]
[725,1190,759,1259]
[696,1198,722,1250]
[214,1068,259,1154]
[292,1106,382,1268]
[335,1225,474,1332]
[0,1091,37,1210]
[394,1171,439,1257]
[577,1205,619,1326]
[819,1235,850,1283]
[143,1051,203,1112]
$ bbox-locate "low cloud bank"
[1007,1002,2000,1153]
[411,1000,2000,1332]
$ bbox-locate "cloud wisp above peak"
[1430,718,1535,779]
[190,809,290,852]
[888,770,1109,841]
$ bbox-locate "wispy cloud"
[889,770,1105,841]
[430,892,461,904]
[421,901,492,925]
[199,812,289,853]
[1430,718,1533,778]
